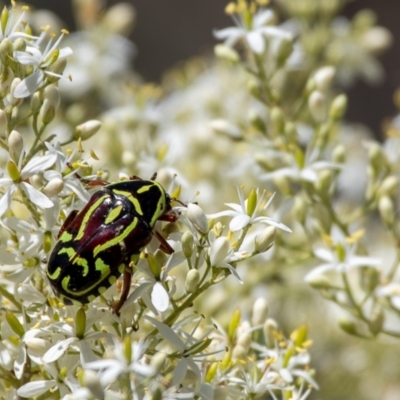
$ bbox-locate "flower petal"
[22,153,57,177]
[0,186,15,218]
[17,380,57,397]
[246,31,265,53]
[42,337,76,363]
[151,282,170,313]
[20,182,53,209]
[13,69,44,98]
[145,315,185,351]
[229,214,251,231]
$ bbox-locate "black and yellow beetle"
[46,168,180,314]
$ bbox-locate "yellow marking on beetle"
[75,257,89,277]
[61,276,70,291]
[59,231,73,243]
[113,189,143,216]
[108,276,117,285]
[95,257,110,277]
[150,183,167,227]
[47,267,61,280]
[58,247,76,259]
[105,205,123,224]
[118,264,125,273]
[98,286,107,294]
[75,194,109,240]
[137,185,152,194]
[93,218,138,257]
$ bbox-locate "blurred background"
[26,0,400,138]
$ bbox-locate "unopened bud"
[263,318,278,348]
[74,120,102,141]
[214,44,240,63]
[102,3,136,35]
[270,107,285,134]
[8,130,24,163]
[0,38,13,65]
[75,308,86,339]
[308,90,326,122]
[369,307,385,336]
[329,94,347,121]
[254,226,276,253]
[377,176,398,198]
[368,143,387,172]
[187,203,208,235]
[13,37,26,52]
[237,331,252,352]
[210,119,242,140]
[232,344,247,360]
[314,66,336,92]
[379,196,394,226]
[0,67,13,98]
[275,36,293,66]
[185,269,200,293]
[338,317,358,336]
[9,77,23,106]
[43,177,64,197]
[333,144,346,163]
[48,58,67,81]
[30,92,41,113]
[150,352,166,374]
[307,274,331,290]
[40,85,61,124]
[25,338,50,357]
[83,370,104,400]
[181,231,194,258]
[315,170,333,194]
[361,27,392,54]
[251,298,269,326]
[210,237,229,267]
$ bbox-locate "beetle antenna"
[171,198,187,207]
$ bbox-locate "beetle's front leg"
[112,267,132,316]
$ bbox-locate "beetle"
[46,168,181,314]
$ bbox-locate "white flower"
[208,187,291,232]
[305,226,380,282]
[215,9,291,54]
[0,153,56,218]
[13,31,73,98]
[0,6,36,42]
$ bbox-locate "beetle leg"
[158,210,180,223]
[154,230,175,254]
[112,266,132,316]
[58,210,79,238]
[150,172,157,181]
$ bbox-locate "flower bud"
[9,77,23,106]
[333,144,346,163]
[254,226,276,253]
[210,119,242,140]
[368,142,387,173]
[314,66,336,92]
[263,318,277,348]
[315,170,333,195]
[369,307,385,336]
[83,370,104,400]
[270,106,285,134]
[275,36,293,66]
[102,2,136,35]
[187,203,208,235]
[75,308,86,339]
[0,67,13,98]
[30,92,41,113]
[0,38,13,65]
[232,344,247,360]
[40,85,61,124]
[48,58,67,82]
[43,177,64,197]
[185,269,200,293]
[361,27,392,54]
[13,37,26,52]
[214,44,240,63]
[338,317,358,336]
[25,337,51,357]
[308,90,326,122]
[377,176,397,198]
[6,311,24,338]
[150,352,166,373]
[74,120,102,141]
[210,237,229,267]
[181,231,194,259]
[237,331,252,351]
[8,130,24,163]
[251,298,269,326]
[329,94,347,121]
[306,274,331,290]
[378,196,394,226]
[1,6,8,34]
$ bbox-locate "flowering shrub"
[0,0,397,399]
